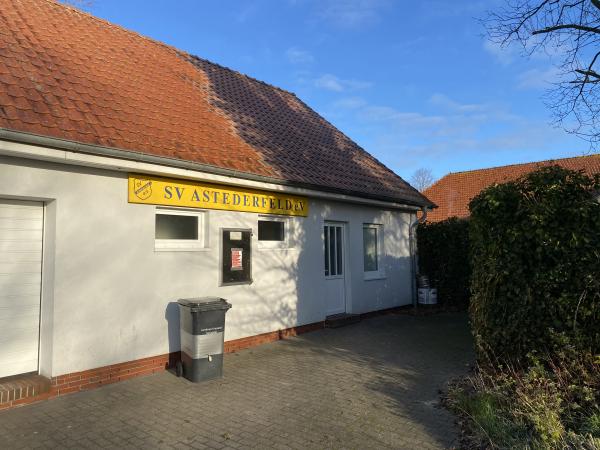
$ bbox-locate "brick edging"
[0,305,412,411]
[51,352,177,394]
[223,321,325,353]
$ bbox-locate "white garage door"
[0,200,43,378]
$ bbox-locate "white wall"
[0,155,413,376]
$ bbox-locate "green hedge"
[417,217,470,309]
[469,166,600,361]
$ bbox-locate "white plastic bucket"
[418,288,438,305]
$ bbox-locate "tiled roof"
[424,154,600,222]
[0,0,431,207]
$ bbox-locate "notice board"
[221,229,252,285]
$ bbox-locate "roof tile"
[0,0,430,205]
[424,155,600,221]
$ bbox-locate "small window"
[363,227,378,272]
[257,216,291,249]
[156,214,198,240]
[258,220,284,241]
[363,224,384,279]
[155,208,206,251]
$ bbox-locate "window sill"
[257,245,296,251]
[154,246,210,252]
[325,275,344,280]
[364,272,386,281]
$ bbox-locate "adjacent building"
[423,155,600,222]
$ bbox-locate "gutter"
[410,207,428,307]
[0,128,431,212]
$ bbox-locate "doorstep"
[0,373,52,409]
[325,313,361,328]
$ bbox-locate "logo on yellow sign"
[133,178,153,200]
[128,174,308,217]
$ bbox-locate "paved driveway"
[0,313,473,449]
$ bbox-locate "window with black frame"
[258,220,284,241]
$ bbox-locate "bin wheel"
[175,361,183,377]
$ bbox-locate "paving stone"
[0,313,473,449]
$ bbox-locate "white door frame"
[0,196,56,379]
[0,199,44,378]
[323,221,351,315]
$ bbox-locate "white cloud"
[319,91,583,179]
[336,95,515,140]
[483,40,518,66]
[234,4,258,23]
[325,94,534,157]
[359,106,447,128]
[285,47,315,64]
[333,96,368,109]
[314,74,372,91]
[416,1,488,18]
[315,74,344,91]
[517,67,561,90]
[483,38,560,67]
[316,0,389,29]
[428,93,487,113]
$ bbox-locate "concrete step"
[325,313,361,328]
[0,374,52,406]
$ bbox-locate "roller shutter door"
[0,200,43,378]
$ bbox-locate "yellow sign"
[128,174,308,217]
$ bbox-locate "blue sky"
[85,0,588,181]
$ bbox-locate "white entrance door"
[0,200,43,378]
[324,223,346,315]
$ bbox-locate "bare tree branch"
[410,168,436,192]
[575,68,600,78]
[532,23,600,34]
[485,1,600,145]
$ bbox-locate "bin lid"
[178,297,232,311]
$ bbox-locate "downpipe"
[410,207,428,307]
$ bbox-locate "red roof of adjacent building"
[423,154,600,222]
[0,0,431,206]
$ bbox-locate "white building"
[0,0,432,394]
